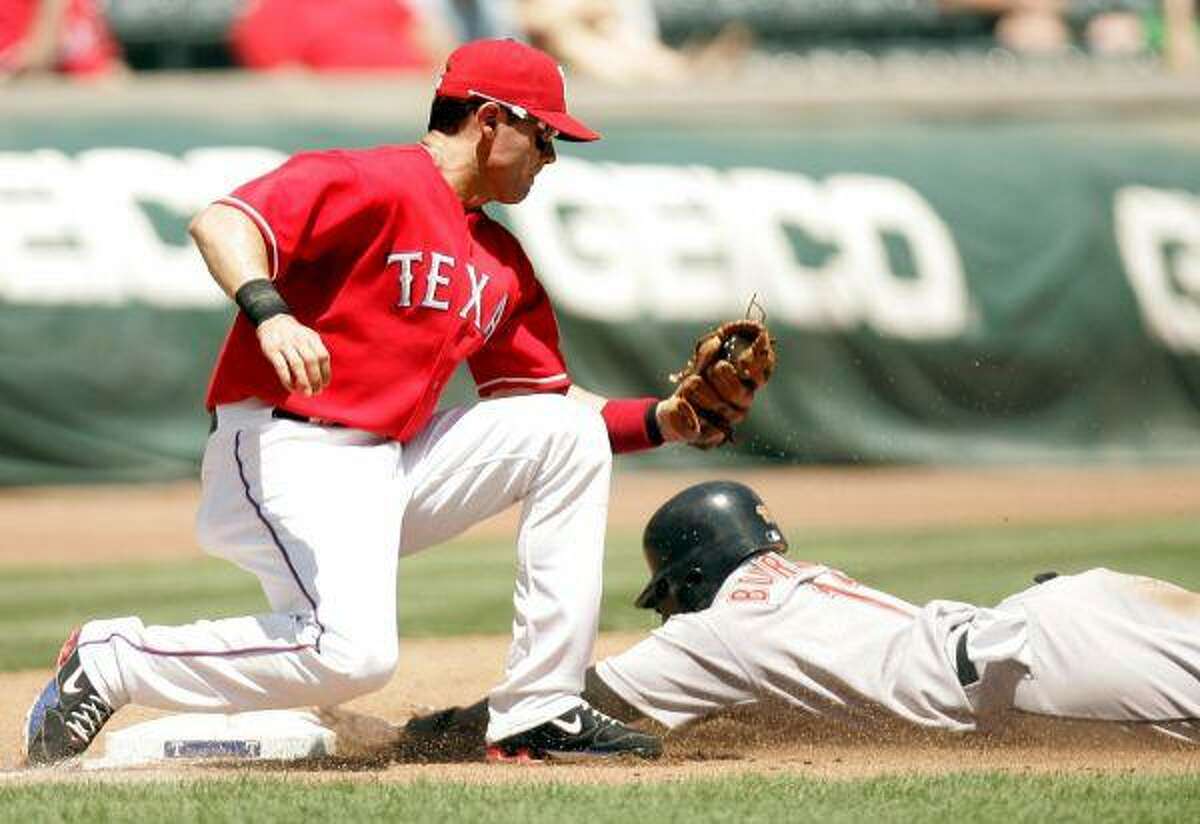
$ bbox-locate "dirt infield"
[4,467,1200,781]
[5,634,1200,783]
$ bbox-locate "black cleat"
[487,702,662,762]
[24,628,116,766]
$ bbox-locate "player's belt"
[955,630,980,687]
[208,408,344,433]
[270,408,344,427]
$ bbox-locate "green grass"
[1,515,1198,672]
[795,517,1200,606]
[2,773,1200,823]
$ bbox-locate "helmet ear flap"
[678,566,706,611]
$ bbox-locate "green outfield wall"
[3,110,1200,482]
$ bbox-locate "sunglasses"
[468,90,559,154]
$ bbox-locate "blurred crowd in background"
[0,0,1195,83]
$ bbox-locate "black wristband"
[234,278,291,327]
[643,400,664,446]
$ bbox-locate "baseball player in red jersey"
[24,39,744,766]
[397,482,1200,753]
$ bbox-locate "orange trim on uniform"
[811,582,918,618]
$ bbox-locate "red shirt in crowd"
[0,0,120,75]
[230,0,432,72]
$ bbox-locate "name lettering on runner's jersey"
[386,250,509,339]
[727,554,815,605]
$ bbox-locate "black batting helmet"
[634,480,788,614]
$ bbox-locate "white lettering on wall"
[509,157,972,339]
[0,147,286,307]
[0,148,972,340]
[1115,186,1200,353]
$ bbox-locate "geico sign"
[508,158,972,339]
[0,147,286,307]
[0,148,970,338]
[1115,186,1200,353]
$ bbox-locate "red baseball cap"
[435,38,600,143]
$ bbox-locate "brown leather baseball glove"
[659,319,776,449]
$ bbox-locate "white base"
[83,710,336,770]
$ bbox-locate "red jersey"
[206,145,571,441]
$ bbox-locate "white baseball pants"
[76,394,611,742]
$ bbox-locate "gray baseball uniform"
[595,553,1200,740]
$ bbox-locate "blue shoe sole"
[23,676,60,764]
